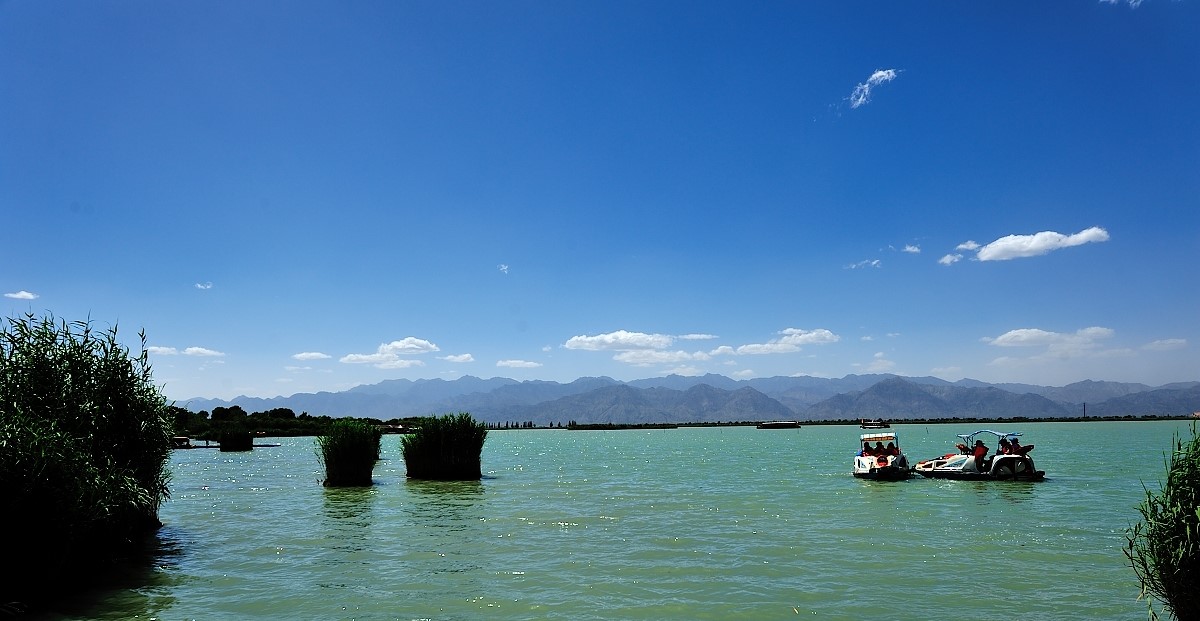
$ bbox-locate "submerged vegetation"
[1126,424,1200,621]
[401,413,488,480]
[0,314,172,603]
[317,419,383,486]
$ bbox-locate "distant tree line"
[170,405,422,439]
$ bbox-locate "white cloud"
[614,349,711,366]
[340,337,440,368]
[184,347,225,357]
[731,369,755,379]
[956,241,980,251]
[678,333,719,341]
[497,359,542,368]
[194,282,213,290]
[440,353,475,363]
[284,365,311,372]
[985,326,1115,359]
[564,330,673,351]
[728,328,840,355]
[866,352,896,372]
[150,346,224,357]
[938,254,963,266]
[1099,0,1144,7]
[849,68,900,109]
[4,290,38,300]
[902,244,920,254]
[847,259,882,269]
[1142,338,1187,351]
[292,352,331,361]
[972,227,1110,261]
[498,264,509,274]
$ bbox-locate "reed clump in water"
[1126,423,1200,621]
[401,412,487,480]
[218,428,254,451]
[317,419,382,486]
[0,314,172,604]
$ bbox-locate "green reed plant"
[219,428,254,451]
[317,419,383,486]
[401,412,487,480]
[0,314,172,602]
[1126,423,1200,621]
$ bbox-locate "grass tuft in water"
[1126,423,1200,621]
[401,412,487,480]
[317,419,382,486]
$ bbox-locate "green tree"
[1126,424,1200,621]
[0,314,173,603]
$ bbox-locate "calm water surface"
[49,421,1192,620]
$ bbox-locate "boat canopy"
[860,432,898,443]
[955,429,1023,443]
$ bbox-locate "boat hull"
[915,468,1045,482]
[853,466,912,481]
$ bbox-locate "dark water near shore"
[45,420,1191,620]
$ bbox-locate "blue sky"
[3,0,1197,401]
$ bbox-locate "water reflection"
[401,480,487,575]
[321,487,376,556]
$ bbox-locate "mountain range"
[180,374,1200,426]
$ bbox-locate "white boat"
[860,419,890,429]
[853,431,911,480]
[914,429,1045,481]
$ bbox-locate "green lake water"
[45,420,1193,620]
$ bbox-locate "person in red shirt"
[972,440,989,470]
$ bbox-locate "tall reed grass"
[317,419,382,486]
[401,412,487,480]
[0,314,172,603]
[1126,423,1200,621]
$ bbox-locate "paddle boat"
[853,431,911,480]
[913,429,1044,481]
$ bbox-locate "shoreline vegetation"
[1,314,173,608]
[170,407,1194,441]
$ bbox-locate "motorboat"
[860,419,890,429]
[757,420,801,429]
[853,431,910,480]
[914,429,1044,481]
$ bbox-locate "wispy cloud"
[846,259,881,269]
[729,328,840,355]
[184,347,225,357]
[148,345,226,357]
[292,351,331,361]
[948,227,1109,263]
[498,264,509,274]
[849,69,900,109]
[194,282,213,290]
[340,337,440,369]
[984,326,1115,359]
[440,353,475,363]
[902,244,920,254]
[497,359,541,368]
[1142,338,1186,351]
[4,290,38,300]
[1099,0,1144,8]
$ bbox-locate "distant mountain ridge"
[181,374,1200,425]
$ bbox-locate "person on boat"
[885,442,898,456]
[1010,437,1033,456]
[997,437,1012,455]
[972,440,989,470]
[874,442,886,456]
[862,441,873,456]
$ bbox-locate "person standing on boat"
[972,440,989,470]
